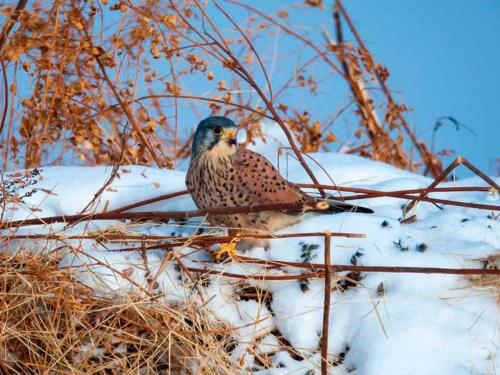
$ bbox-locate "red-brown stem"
[403,156,500,216]
[226,0,345,78]
[110,190,189,213]
[462,158,500,191]
[335,187,491,200]
[208,1,327,197]
[0,201,333,229]
[298,183,499,210]
[0,0,29,51]
[0,0,29,136]
[2,232,365,247]
[102,185,494,215]
[193,257,500,277]
[3,184,497,231]
[114,93,273,121]
[404,156,463,214]
[298,183,490,195]
[0,58,7,136]
[78,184,493,216]
[321,232,332,375]
[182,264,499,282]
[185,267,322,281]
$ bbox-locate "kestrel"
[186,116,373,256]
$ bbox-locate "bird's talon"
[215,242,237,262]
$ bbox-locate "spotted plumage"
[186,116,373,250]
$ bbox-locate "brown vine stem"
[403,157,463,216]
[84,183,494,217]
[3,181,490,231]
[325,186,492,200]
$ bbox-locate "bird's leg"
[214,242,237,262]
[214,230,240,262]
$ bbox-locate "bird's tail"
[328,200,374,214]
[309,198,374,214]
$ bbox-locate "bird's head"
[191,116,238,157]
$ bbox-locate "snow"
[1,126,499,374]
[2,165,192,221]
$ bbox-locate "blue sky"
[346,0,500,175]
[205,0,499,175]
[260,0,500,175]
[2,1,498,176]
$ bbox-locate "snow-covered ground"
[1,128,499,374]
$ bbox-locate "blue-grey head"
[191,116,238,156]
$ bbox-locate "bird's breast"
[186,153,238,210]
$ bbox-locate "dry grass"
[0,240,497,373]
[0,252,238,374]
[468,253,500,303]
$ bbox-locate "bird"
[186,116,373,259]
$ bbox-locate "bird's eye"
[212,126,223,135]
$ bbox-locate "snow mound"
[1,150,499,374]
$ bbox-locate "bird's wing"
[234,148,374,215]
[234,148,310,215]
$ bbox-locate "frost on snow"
[1,131,499,375]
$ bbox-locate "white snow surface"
[2,127,499,374]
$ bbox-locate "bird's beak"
[223,129,237,145]
[224,129,236,139]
